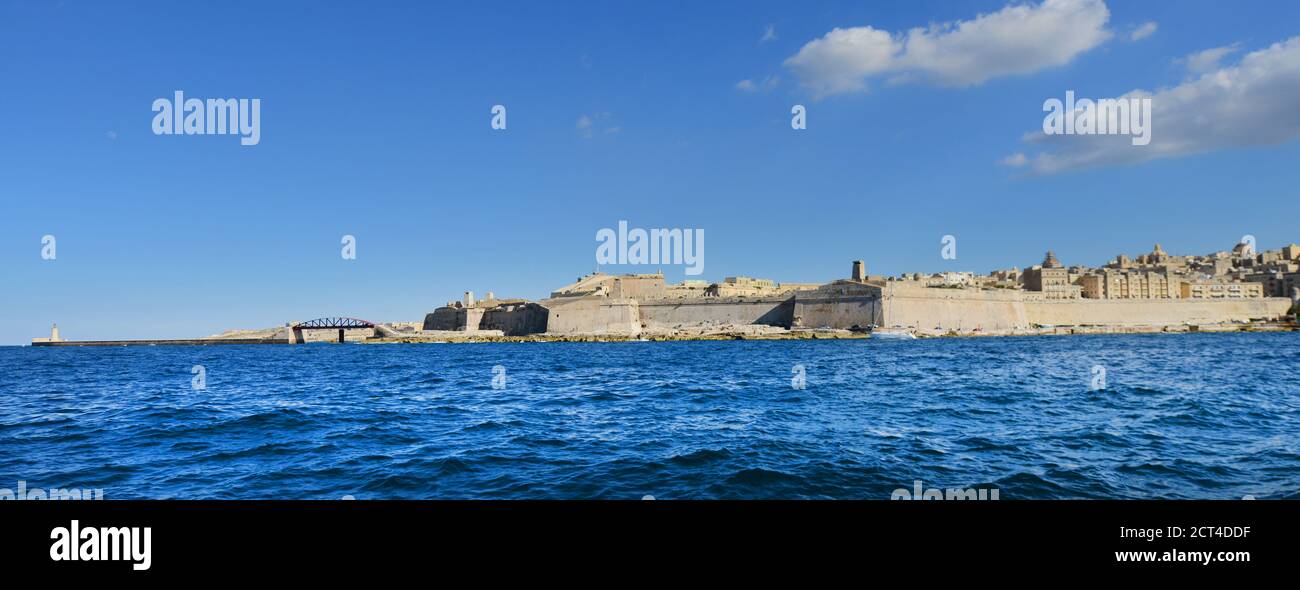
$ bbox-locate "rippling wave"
[1,333,1297,499]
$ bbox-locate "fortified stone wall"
[422,307,463,331]
[1025,298,1292,327]
[637,297,791,329]
[792,282,883,328]
[482,303,549,336]
[543,297,641,335]
[880,284,1030,335]
[422,307,486,332]
[425,280,1294,338]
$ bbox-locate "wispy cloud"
[1005,36,1300,174]
[735,74,780,93]
[1179,43,1240,75]
[783,0,1112,96]
[1129,21,1157,41]
[761,24,777,43]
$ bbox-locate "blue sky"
[2,0,1299,343]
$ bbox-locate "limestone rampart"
[637,297,791,329]
[880,284,1030,335]
[791,282,883,328]
[543,296,641,335]
[1025,298,1292,327]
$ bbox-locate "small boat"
[870,329,916,340]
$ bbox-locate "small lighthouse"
[32,323,62,345]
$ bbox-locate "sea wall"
[789,283,1291,335]
[481,303,549,336]
[543,296,641,335]
[427,283,1294,338]
[637,297,791,329]
[879,286,1291,335]
[791,283,882,329]
[422,307,486,332]
[881,284,1029,335]
[1025,298,1292,327]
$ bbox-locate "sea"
[1,333,1297,499]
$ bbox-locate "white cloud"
[735,75,780,92]
[761,24,777,43]
[784,0,1112,96]
[1001,152,1028,167]
[1130,21,1157,41]
[1006,36,1300,174]
[1180,44,1239,75]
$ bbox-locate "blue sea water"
[1,334,1297,499]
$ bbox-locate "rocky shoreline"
[357,320,1297,344]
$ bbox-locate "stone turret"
[851,260,866,282]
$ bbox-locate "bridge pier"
[278,325,305,344]
[338,328,345,343]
